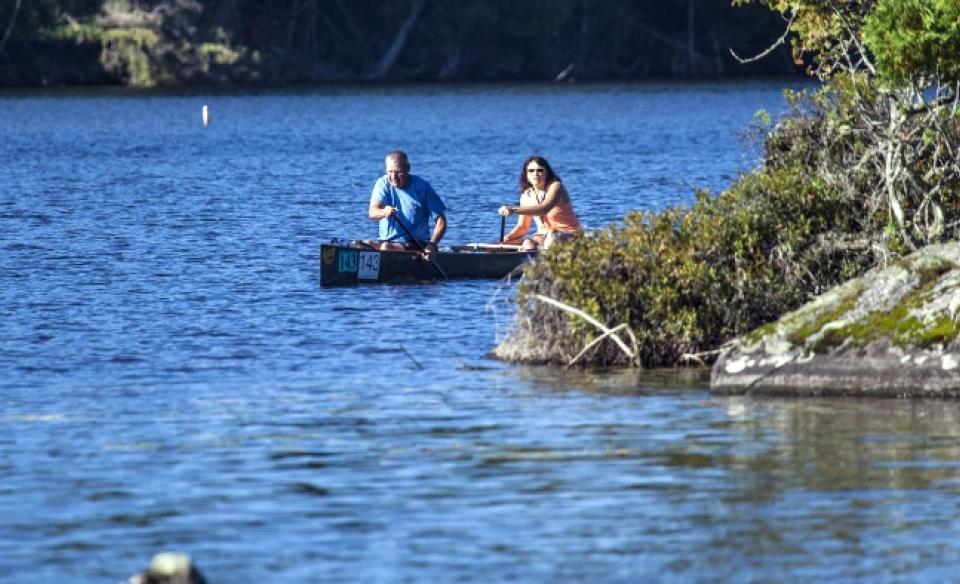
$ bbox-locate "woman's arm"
[504,181,564,217]
[503,213,532,243]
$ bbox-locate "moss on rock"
[712,242,960,397]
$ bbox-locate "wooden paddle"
[392,211,448,280]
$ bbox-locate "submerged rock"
[712,242,960,397]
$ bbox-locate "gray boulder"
[712,242,960,397]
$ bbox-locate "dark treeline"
[0,0,802,87]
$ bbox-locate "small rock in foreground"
[124,552,206,584]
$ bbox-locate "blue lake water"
[4,82,960,582]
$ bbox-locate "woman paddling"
[498,156,581,250]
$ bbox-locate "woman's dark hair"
[518,155,560,193]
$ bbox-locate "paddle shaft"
[392,212,448,280]
[500,216,506,243]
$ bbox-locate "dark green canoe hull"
[319,242,534,286]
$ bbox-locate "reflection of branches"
[728,398,960,493]
[0,0,23,55]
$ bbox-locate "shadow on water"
[500,363,713,396]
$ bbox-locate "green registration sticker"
[338,250,358,273]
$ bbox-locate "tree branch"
[828,2,876,76]
[730,12,794,64]
[366,0,426,80]
[0,0,23,55]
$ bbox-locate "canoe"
[319,240,535,286]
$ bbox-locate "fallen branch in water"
[533,294,638,366]
[678,348,725,367]
[567,323,631,368]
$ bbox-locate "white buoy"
[202,105,209,127]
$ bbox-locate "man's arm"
[429,214,447,246]
[368,198,395,220]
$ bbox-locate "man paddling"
[368,150,447,260]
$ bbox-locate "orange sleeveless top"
[541,184,580,233]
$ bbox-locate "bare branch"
[828,2,876,76]
[730,12,795,64]
[533,294,637,362]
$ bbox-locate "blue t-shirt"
[371,174,446,243]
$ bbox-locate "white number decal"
[357,252,381,280]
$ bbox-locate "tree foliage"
[0,0,801,86]
[736,0,960,251]
[862,0,960,86]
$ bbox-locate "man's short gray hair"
[385,150,409,168]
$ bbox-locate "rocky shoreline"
[712,242,960,398]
